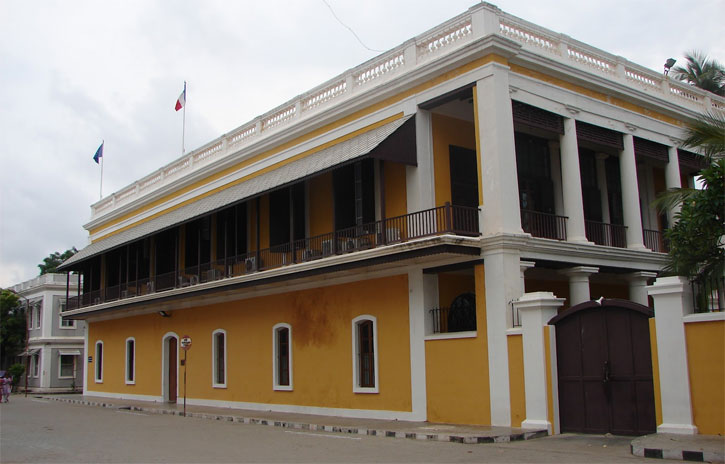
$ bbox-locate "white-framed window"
[59,299,75,328]
[125,337,136,385]
[272,323,292,391]
[32,302,42,329]
[212,329,227,388]
[31,352,41,377]
[58,354,75,379]
[352,315,379,393]
[94,341,104,383]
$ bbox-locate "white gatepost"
[647,276,698,434]
[516,292,565,432]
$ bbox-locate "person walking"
[1,372,12,403]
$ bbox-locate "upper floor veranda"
[60,2,720,315]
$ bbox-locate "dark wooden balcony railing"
[643,228,668,253]
[66,203,480,310]
[585,220,627,248]
[520,209,567,240]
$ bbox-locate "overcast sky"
[1,0,723,288]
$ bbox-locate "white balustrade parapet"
[89,2,724,222]
[11,273,80,292]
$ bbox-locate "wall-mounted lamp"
[664,58,676,76]
[158,311,171,318]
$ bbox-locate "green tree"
[661,159,724,282]
[671,51,725,96]
[655,112,725,289]
[38,247,78,275]
[0,290,27,370]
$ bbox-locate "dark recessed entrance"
[549,299,656,436]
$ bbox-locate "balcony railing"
[585,220,627,248]
[521,209,567,240]
[692,276,724,313]
[643,229,668,253]
[67,204,479,310]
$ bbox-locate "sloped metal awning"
[58,350,82,356]
[60,115,414,270]
[19,348,40,357]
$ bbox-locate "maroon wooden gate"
[549,299,656,436]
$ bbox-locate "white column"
[560,266,599,305]
[595,153,610,224]
[515,292,565,431]
[520,261,536,295]
[475,64,522,236]
[407,269,428,421]
[559,118,589,243]
[548,141,564,216]
[39,345,51,389]
[627,271,657,306]
[665,146,683,224]
[620,134,647,250]
[483,248,521,426]
[647,276,698,434]
[638,164,658,231]
[407,110,435,213]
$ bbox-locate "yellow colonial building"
[60,3,723,436]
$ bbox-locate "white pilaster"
[39,345,51,389]
[559,118,589,243]
[560,266,599,305]
[665,146,683,224]
[407,269,428,421]
[548,141,564,216]
[483,248,521,426]
[628,271,657,306]
[515,292,565,431]
[647,276,698,434]
[475,64,522,236]
[407,110,436,213]
[620,134,647,250]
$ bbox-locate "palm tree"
[671,51,725,96]
[654,113,724,310]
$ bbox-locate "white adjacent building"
[12,273,84,392]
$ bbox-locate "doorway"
[163,334,178,403]
[550,299,656,435]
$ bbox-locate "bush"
[8,363,25,388]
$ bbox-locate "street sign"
[180,335,192,350]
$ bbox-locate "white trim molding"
[94,340,104,383]
[352,315,379,394]
[272,323,293,391]
[125,337,136,385]
[212,329,227,389]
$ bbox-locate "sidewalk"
[41,394,545,444]
[42,394,724,461]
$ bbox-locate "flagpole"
[99,140,104,200]
[182,81,186,155]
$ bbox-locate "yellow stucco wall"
[437,272,475,309]
[649,318,663,428]
[384,161,407,218]
[431,113,476,207]
[86,274,413,413]
[507,333,526,427]
[308,172,333,236]
[685,320,725,435]
[425,264,491,425]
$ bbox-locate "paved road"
[0,396,677,463]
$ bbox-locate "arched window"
[447,292,477,332]
[125,337,136,384]
[352,315,378,393]
[212,329,227,388]
[273,323,292,390]
[94,341,104,383]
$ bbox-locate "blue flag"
[93,141,104,164]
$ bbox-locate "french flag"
[175,83,186,111]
